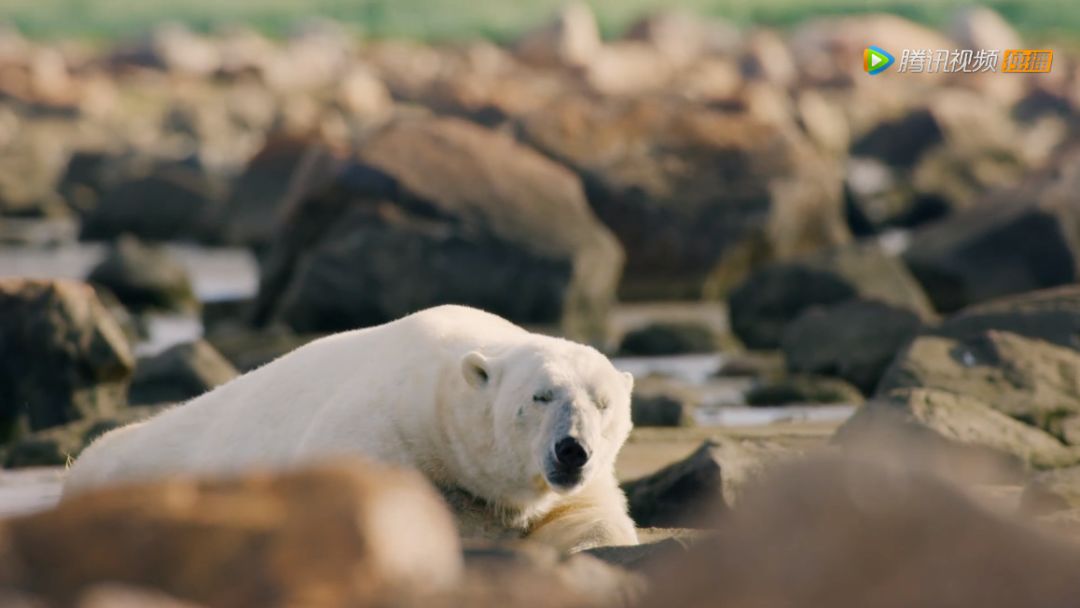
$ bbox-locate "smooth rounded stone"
[3,406,168,468]
[631,394,691,428]
[745,374,864,407]
[1021,465,1080,515]
[86,236,198,314]
[0,279,134,437]
[835,388,1080,481]
[781,299,922,394]
[514,2,600,68]
[902,200,1078,314]
[79,164,224,243]
[454,541,643,607]
[517,95,847,301]
[621,438,790,528]
[638,455,1080,608]
[932,285,1080,352]
[1,460,463,606]
[253,116,623,344]
[128,340,238,406]
[878,331,1080,434]
[618,321,718,356]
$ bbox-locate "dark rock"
[129,341,238,406]
[517,95,848,300]
[640,456,1080,608]
[715,351,785,378]
[586,528,706,570]
[781,299,922,394]
[877,331,1080,435]
[618,321,717,356]
[79,164,223,242]
[0,279,134,438]
[746,374,864,406]
[932,285,1080,352]
[205,326,319,372]
[622,438,772,528]
[254,116,623,343]
[3,461,463,606]
[851,108,944,169]
[86,236,198,314]
[902,200,1077,313]
[631,394,689,427]
[835,388,1079,479]
[3,407,166,468]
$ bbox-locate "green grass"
[4,0,1079,43]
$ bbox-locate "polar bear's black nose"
[554,437,589,470]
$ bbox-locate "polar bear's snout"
[546,435,590,489]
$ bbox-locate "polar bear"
[64,305,639,553]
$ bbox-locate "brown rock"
[129,340,238,406]
[515,2,601,69]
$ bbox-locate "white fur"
[64,305,638,552]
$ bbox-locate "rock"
[586,528,705,570]
[715,351,786,378]
[76,585,206,608]
[86,236,198,314]
[129,341,238,406]
[877,331,1080,434]
[950,7,1022,52]
[746,374,864,406]
[851,108,945,169]
[212,136,345,249]
[518,95,848,300]
[253,116,623,343]
[623,11,740,67]
[740,30,797,88]
[618,321,718,356]
[514,2,600,69]
[1021,465,1080,515]
[115,23,221,76]
[3,406,166,468]
[640,456,1080,608]
[583,42,675,97]
[631,394,690,427]
[902,200,1078,313]
[781,299,922,394]
[728,241,932,349]
[454,542,642,607]
[205,326,319,372]
[0,460,463,606]
[835,388,1078,480]
[0,279,134,437]
[932,286,1080,352]
[622,438,783,528]
[79,164,223,242]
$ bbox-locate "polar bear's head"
[458,339,634,508]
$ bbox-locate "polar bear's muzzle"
[544,436,590,490]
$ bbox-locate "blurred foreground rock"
[0,279,133,439]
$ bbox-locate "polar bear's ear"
[621,371,635,393]
[462,351,492,389]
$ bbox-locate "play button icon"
[863,46,895,75]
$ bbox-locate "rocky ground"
[4,3,1080,606]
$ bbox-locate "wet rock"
[518,95,847,300]
[515,2,600,69]
[903,200,1078,313]
[86,236,198,314]
[0,279,134,438]
[835,388,1078,479]
[455,542,642,607]
[932,285,1080,352]
[878,331,1080,434]
[129,341,238,406]
[3,406,166,468]
[1,460,463,606]
[782,299,922,394]
[728,241,931,349]
[79,164,223,242]
[254,116,623,343]
[640,456,1080,608]
[622,438,782,528]
[631,394,690,427]
[618,321,718,356]
[746,374,864,406]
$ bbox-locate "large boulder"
[3,406,167,469]
[781,299,923,394]
[0,279,134,437]
[86,236,198,314]
[878,331,1080,435]
[517,95,848,299]
[253,116,623,343]
[835,388,1079,478]
[129,340,239,406]
[0,460,463,606]
[728,241,932,349]
[931,285,1080,351]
